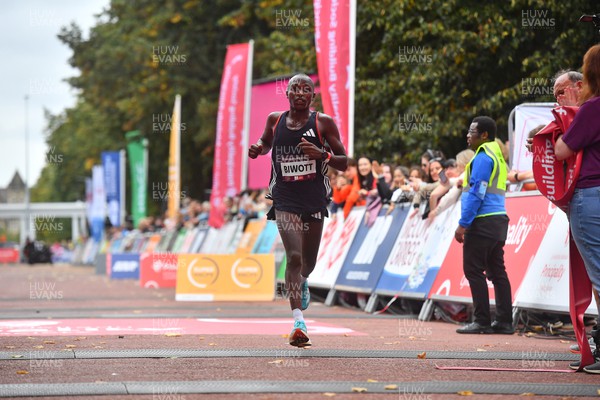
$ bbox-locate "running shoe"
[301,280,310,311]
[289,320,311,348]
[570,337,596,354]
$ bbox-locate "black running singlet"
[268,111,331,216]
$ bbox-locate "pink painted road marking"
[0,319,366,337]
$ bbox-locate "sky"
[0,0,109,189]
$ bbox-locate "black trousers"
[463,234,513,325]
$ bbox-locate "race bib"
[281,159,317,182]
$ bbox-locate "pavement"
[0,263,598,400]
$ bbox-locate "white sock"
[292,308,304,322]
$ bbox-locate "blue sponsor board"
[252,220,279,254]
[110,253,140,280]
[333,205,409,293]
[374,202,461,298]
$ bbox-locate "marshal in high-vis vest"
[454,116,514,335]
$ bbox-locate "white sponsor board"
[514,207,597,315]
[308,207,364,289]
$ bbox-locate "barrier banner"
[143,234,162,253]
[176,254,275,301]
[277,255,287,282]
[237,219,266,254]
[333,206,407,293]
[190,227,209,253]
[140,252,178,288]
[205,221,243,254]
[252,220,279,254]
[375,202,461,299]
[198,228,219,253]
[309,208,363,289]
[514,206,597,315]
[429,194,554,303]
[171,228,188,253]
[109,253,140,280]
[178,229,199,253]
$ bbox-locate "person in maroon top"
[554,45,600,374]
[248,74,348,347]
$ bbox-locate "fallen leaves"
[417,352,426,359]
[322,393,336,397]
[164,333,181,337]
[11,355,24,359]
[366,379,378,383]
[457,390,474,396]
[268,360,283,364]
[16,370,29,375]
[384,384,398,390]
[351,387,368,393]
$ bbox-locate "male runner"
[248,74,348,347]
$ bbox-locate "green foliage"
[34,0,600,211]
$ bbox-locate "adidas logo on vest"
[302,128,316,138]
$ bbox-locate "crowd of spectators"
[115,136,534,236]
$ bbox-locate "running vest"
[269,111,331,212]
[463,141,507,217]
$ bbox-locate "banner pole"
[241,40,254,191]
[348,0,356,158]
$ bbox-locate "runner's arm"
[318,113,348,171]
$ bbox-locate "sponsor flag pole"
[241,40,254,191]
[348,0,356,157]
[167,94,182,221]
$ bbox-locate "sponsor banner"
[176,254,275,301]
[189,227,209,253]
[309,208,363,289]
[90,165,105,242]
[179,228,199,253]
[314,0,352,153]
[139,252,178,288]
[209,43,252,228]
[252,220,279,254]
[82,240,99,265]
[94,253,106,275]
[334,205,407,293]
[277,255,287,282]
[375,202,461,298]
[142,234,162,253]
[514,207,598,315]
[125,130,148,228]
[109,253,140,280]
[0,248,19,263]
[198,228,219,253]
[170,228,188,253]
[202,220,244,254]
[85,177,92,225]
[101,151,122,227]
[429,194,555,303]
[512,104,553,174]
[167,95,182,220]
[236,219,266,254]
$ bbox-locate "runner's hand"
[248,143,263,159]
[297,138,322,159]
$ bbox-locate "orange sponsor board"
[175,254,275,301]
[236,219,266,254]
